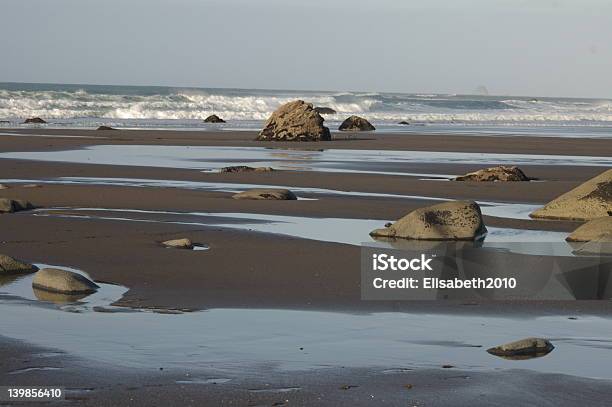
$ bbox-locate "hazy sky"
[1,0,611,97]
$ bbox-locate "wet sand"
[1,129,611,405]
[3,336,612,407]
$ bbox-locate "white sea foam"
[1,85,612,128]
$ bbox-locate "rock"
[454,166,530,182]
[487,337,554,358]
[0,184,8,190]
[566,217,612,242]
[530,169,612,221]
[204,114,226,123]
[220,166,274,173]
[0,198,34,213]
[23,117,46,124]
[232,188,297,200]
[256,100,331,142]
[96,125,116,131]
[32,268,99,294]
[572,234,612,256]
[398,121,410,125]
[162,238,194,250]
[0,254,39,274]
[370,201,487,241]
[23,184,41,188]
[314,107,337,115]
[338,115,375,131]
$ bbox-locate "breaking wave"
[1,83,612,127]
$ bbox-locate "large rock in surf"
[232,188,297,201]
[162,238,194,250]
[566,216,612,242]
[370,201,487,241]
[487,337,554,358]
[256,100,331,142]
[220,166,274,173]
[0,198,34,213]
[32,268,99,294]
[23,117,46,124]
[204,114,226,123]
[96,125,117,131]
[455,166,530,182]
[314,106,337,115]
[338,115,375,131]
[0,254,39,275]
[530,169,612,221]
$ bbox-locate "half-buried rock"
[530,169,612,221]
[162,238,194,250]
[32,268,99,294]
[256,100,331,142]
[0,254,39,274]
[96,125,116,131]
[339,115,375,131]
[23,117,46,124]
[204,114,226,123]
[487,337,554,359]
[370,201,487,241]
[220,166,274,173]
[0,198,34,213]
[232,188,297,200]
[454,166,530,182]
[566,216,612,242]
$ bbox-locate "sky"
[1,0,611,98]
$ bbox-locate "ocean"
[1,82,612,137]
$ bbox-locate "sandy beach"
[1,128,611,405]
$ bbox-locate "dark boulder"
[23,117,46,124]
[314,107,337,115]
[96,125,117,131]
[204,114,226,123]
[339,116,375,131]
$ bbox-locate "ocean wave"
[1,86,612,125]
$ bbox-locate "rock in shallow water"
[220,166,274,173]
[338,115,375,131]
[232,188,297,200]
[256,100,331,142]
[531,169,612,221]
[162,238,194,250]
[0,198,34,213]
[0,254,39,274]
[32,268,99,294]
[487,337,554,359]
[23,117,46,124]
[370,201,487,241]
[96,125,116,131]
[566,216,612,242]
[454,166,530,182]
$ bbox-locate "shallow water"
[1,231,609,381]
[31,208,569,256]
[0,177,541,221]
[1,294,612,379]
[0,145,610,176]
